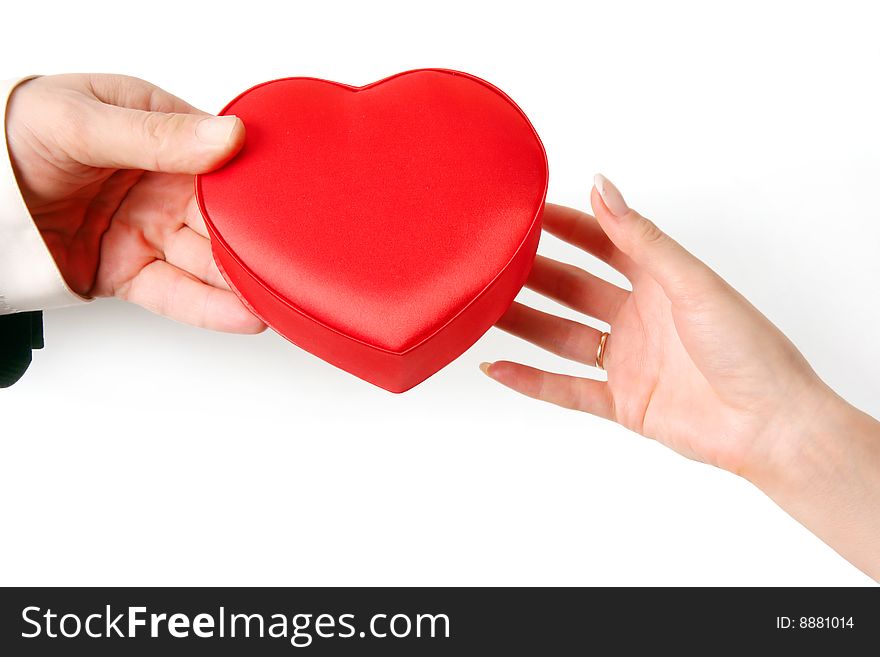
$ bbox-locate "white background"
[1,0,878,586]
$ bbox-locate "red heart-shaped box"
[196,69,548,392]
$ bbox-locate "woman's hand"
[5,74,264,333]
[484,175,827,477]
[483,175,880,580]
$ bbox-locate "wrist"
[747,384,860,495]
[746,383,880,579]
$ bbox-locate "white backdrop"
[1,0,877,586]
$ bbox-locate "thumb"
[590,174,720,299]
[82,105,245,174]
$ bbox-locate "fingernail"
[479,362,493,376]
[594,173,629,217]
[196,115,239,146]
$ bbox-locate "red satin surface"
[196,69,548,392]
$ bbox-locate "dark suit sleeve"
[0,310,43,387]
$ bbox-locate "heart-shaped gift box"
[196,69,548,392]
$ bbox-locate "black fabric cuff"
[0,310,43,387]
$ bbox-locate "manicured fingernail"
[594,174,629,217]
[479,362,493,376]
[196,115,239,146]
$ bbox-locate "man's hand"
[5,73,264,333]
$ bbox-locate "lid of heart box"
[196,69,548,392]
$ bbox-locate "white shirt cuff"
[1,76,89,314]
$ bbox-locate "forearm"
[753,388,880,581]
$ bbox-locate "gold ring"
[595,332,610,370]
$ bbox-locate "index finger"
[85,73,206,115]
[542,202,636,278]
